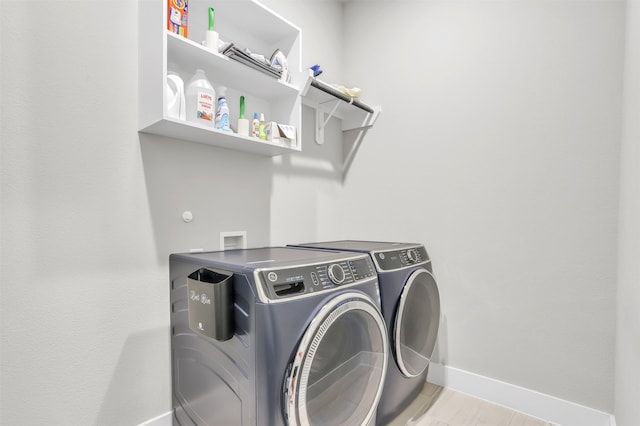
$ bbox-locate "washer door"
[284,292,388,426]
[394,269,440,377]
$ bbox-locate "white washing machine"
[169,246,389,425]
[291,241,440,425]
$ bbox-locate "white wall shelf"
[140,118,298,156]
[138,0,381,165]
[300,73,381,173]
[300,73,381,146]
[138,0,302,157]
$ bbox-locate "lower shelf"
[139,118,301,157]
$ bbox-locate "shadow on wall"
[139,133,274,263]
[266,105,350,244]
[269,105,346,180]
[95,327,171,425]
[270,104,376,181]
[431,314,449,366]
[137,105,369,257]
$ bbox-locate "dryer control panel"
[259,256,376,300]
[374,246,429,271]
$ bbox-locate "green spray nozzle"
[240,96,246,119]
[208,7,215,31]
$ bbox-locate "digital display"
[349,258,376,279]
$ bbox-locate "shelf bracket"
[315,99,342,145]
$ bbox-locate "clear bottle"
[185,69,215,126]
[215,86,230,131]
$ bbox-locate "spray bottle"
[251,113,260,137]
[215,86,230,131]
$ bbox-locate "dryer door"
[394,269,440,377]
[284,292,388,426]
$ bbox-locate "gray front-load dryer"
[291,241,440,425]
[169,247,389,426]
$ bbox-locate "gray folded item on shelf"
[222,43,282,79]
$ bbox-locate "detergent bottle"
[166,63,185,120]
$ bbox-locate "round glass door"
[284,292,388,426]
[394,269,440,377]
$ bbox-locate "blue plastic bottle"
[215,86,230,131]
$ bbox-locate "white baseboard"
[138,410,171,426]
[140,366,616,426]
[427,363,615,426]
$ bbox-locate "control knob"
[406,249,419,263]
[327,264,345,285]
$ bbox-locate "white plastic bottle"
[186,69,215,126]
[215,86,230,131]
[166,63,185,120]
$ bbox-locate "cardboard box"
[265,122,297,147]
[167,0,188,37]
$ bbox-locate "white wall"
[0,0,274,424]
[274,0,624,412]
[615,1,640,424]
[0,0,632,424]
[333,0,624,412]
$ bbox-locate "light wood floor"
[387,382,556,426]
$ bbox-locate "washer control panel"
[374,246,429,271]
[259,255,376,300]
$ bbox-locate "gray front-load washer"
[291,241,440,425]
[169,247,389,426]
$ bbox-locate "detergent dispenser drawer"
[187,268,234,341]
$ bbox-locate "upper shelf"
[305,78,374,114]
[300,72,381,144]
